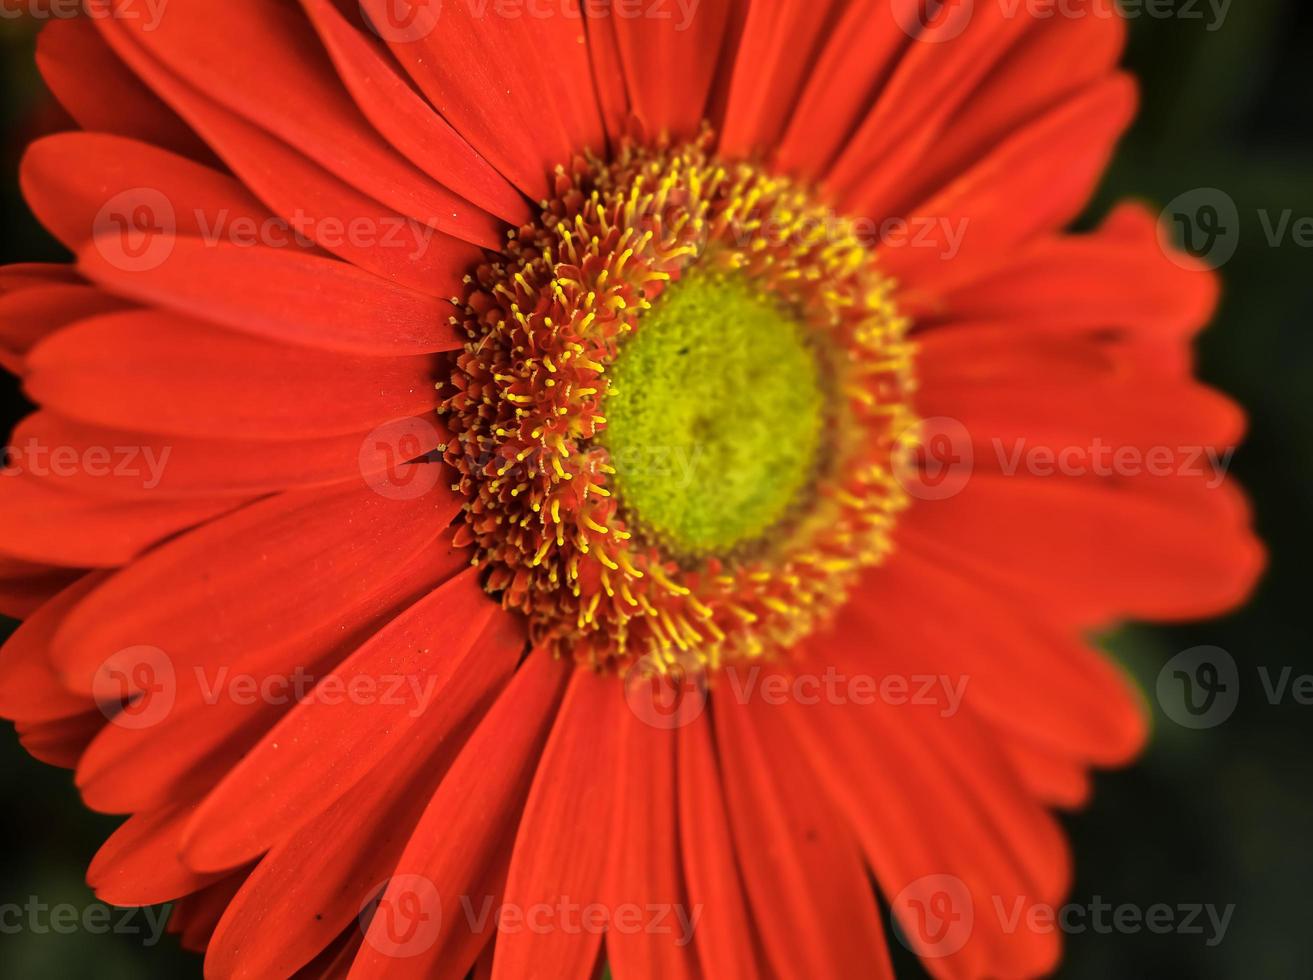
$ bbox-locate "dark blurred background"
[1,2,1310,976]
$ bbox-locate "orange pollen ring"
[440,136,918,672]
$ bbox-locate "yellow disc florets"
[441,136,917,671]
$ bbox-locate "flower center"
[599,266,827,563]
[442,136,917,672]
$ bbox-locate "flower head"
[445,137,915,669]
[0,1,1262,978]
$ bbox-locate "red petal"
[52,483,459,690]
[15,710,104,769]
[78,237,459,356]
[0,573,103,724]
[203,611,523,979]
[891,0,1127,214]
[358,0,604,199]
[181,569,502,871]
[676,711,758,978]
[995,732,1093,810]
[300,0,529,225]
[779,683,1065,977]
[715,694,893,978]
[92,15,480,293]
[348,651,569,980]
[20,132,296,257]
[26,310,437,440]
[580,5,630,149]
[605,710,697,980]
[874,74,1137,294]
[845,550,1148,766]
[916,330,1245,466]
[167,875,247,953]
[12,411,441,500]
[491,670,621,980]
[774,1,908,179]
[718,0,847,158]
[36,16,214,163]
[0,555,83,619]
[0,471,239,567]
[613,0,734,142]
[900,473,1264,625]
[115,0,506,248]
[926,202,1218,348]
[88,802,229,907]
[74,537,470,815]
[0,284,129,369]
[827,5,1033,213]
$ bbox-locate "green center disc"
[599,267,827,561]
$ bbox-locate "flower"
[0,1,1262,978]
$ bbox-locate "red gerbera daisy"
[0,1,1263,978]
